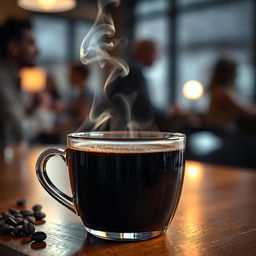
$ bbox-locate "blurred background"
[0,0,256,168]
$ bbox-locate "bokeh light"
[20,67,46,93]
[183,80,204,100]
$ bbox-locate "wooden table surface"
[0,145,256,256]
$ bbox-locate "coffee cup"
[36,131,185,241]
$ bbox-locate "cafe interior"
[0,0,256,255]
[0,0,255,168]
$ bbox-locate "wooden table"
[0,146,256,256]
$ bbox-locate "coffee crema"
[67,146,185,233]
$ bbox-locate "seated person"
[0,18,55,146]
[204,58,256,133]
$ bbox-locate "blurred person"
[106,39,158,130]
[44,74,67,115]
[64,62,91,131]
[0,18,56,147]
[36,64,92,142]
[34,75,67,144]
[205,58,256,132]
[45,74,61,101]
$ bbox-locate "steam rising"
[80,0,129,93]
[78,0,156,132]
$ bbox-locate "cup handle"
[36,147,76,214]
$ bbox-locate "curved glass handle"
[36,147,76,214]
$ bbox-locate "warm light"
[186,162,204,180]
[183,80,204,100]
[20,67,46,93]
[17,0,76,12]
[38,0,57,9]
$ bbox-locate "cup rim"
[67,131,185,142]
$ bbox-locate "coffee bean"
[21,210,33,217]
[31,231,47,242]
[9,208,20,214]
[0,223,5,233]
[32,204,42,212]
[1,224,14,235]
[22,223,35,236]
[13,225,23,236]
[1,200,47,246]
[34,212,46,220]
[16,199,26,207]
[15,217,24,225]
[6,217,17,227]
[26,216,36,224]
[23,219,29,224]
[2,212,12,219]
[14,213,23,218]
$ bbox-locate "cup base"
[85,227,167,241]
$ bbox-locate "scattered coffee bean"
[31,231,47,242]
[9,208,20,214]
[34,211,46,220]
[32,204,42,212]
[22,223,35,236]
[2,212,12,219]
[15,217,24,225]
[21,210,33,217]
[16,199,27,207]
[26,216,36,225]
[13,225,23,236]
[13,213,23,218]
[23,219,29,224]
[6,217,17,227]
[0,223,5,233]
[1,224,14,235]
[0,200,47,249]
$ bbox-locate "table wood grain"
[0,146,256,256]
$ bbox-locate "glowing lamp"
[183,80,204,100]
[17,0,76,13]
[20,67,46,93]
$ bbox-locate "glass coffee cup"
[36,131,186,241]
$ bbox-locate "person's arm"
[0,72,24,141]
[219,90,256,117]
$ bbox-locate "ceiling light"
[17,0,76,13]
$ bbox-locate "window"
[135,0,169,16]
[177,1,254,111]
[178,0,212,7]
[32,15,69,62]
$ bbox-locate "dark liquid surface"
[67,147,185,232]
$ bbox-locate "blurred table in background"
[0,146,256,256]
[184,127,256,169]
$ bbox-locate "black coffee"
[67,147,184,233]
